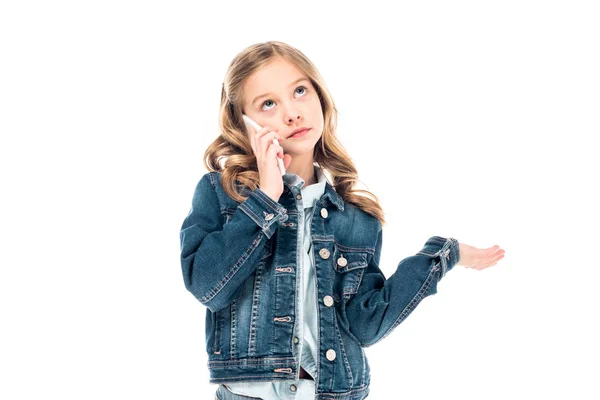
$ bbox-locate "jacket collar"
[323,180,345,212]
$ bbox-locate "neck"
[286,155,317,187]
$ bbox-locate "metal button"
[326,349,336,361]
[323,295,334,307]
[290,384,297,392]
[320,208,328,218]
[337,255,347,267]
[319,248,330,259]
[265,213,274,221]
[293,337,299,344]
[296,194,302,200]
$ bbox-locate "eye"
[262,100,275,110]
[295,86,307,96]
[261,86,308,111]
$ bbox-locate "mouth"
[288,128,311,139]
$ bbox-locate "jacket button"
[320,208,328,218]
[293,336,299,344]
[265,213,274,221]
[323,295,334,307]
[326,349,336,361]
[296,194,302,200]
[290,384,297,392]
[319,248,330,259]
[337,255,347,267]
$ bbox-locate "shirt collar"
[282,165,344,211]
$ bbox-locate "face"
[242,57,324,157]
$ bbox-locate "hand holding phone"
[242,114,286,176]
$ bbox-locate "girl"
[179,41,505,400]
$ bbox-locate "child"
[179,41,505,400]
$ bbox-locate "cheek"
[309,100,324,120]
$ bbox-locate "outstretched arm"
[346,233,504,347]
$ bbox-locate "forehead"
[244,58,307,97]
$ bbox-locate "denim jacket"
[179,169,461,400]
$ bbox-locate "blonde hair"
[203,41,386,226]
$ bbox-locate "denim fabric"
[227,166,325,399]
[180,165,460,400]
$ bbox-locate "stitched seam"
[208,357,296,366]
[230,299,237,358]
[213,309,222,354]
[362,262,438,348]
[254,188,283,211]
[334,240,375,255]
[344,267,367,295]
[238,203,269,229]
[333,313,354,386]
[199,233,263,303]
[248,261,264,356]
[361,347,367,386]
[417,237,451,257]
[208,172,218,189]
[312,232,322,390]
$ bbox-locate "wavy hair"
[203,41,386,226]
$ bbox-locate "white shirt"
[225,166,327,400]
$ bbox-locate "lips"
[289,128,310,138]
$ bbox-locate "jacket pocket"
[261,238,274,260]
[222,208,235,225]
[205,309,221,355]
[332,243,370,299]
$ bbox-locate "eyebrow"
[251,77,310,107]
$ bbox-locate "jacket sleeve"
[179,172,288,313]
[346,230,461,347]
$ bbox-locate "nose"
[286,114,302,123]
[282,101,302,124]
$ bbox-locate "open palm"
[458,243,505,270]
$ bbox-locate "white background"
[1,1,599,399]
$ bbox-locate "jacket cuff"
[238,188,289,239]
[416,236,461,279]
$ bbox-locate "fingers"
[491,250,505,262]
[459,243,505,271]
[250,126,284,166]
[249,126,279,156]
[487,245,501,254]
[470,248,505,270]
[267,139,284,161]
[259,131,283,160]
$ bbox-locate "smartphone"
[242,114,286,175]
